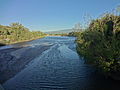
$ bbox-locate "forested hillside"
[0,23,46,45]
[69,9,120,79]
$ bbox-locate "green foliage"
[0,23,46,44]
[74,13,120,78]
[49,33,68,36]
[68,31,82,37]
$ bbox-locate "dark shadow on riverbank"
[0,43,6,46]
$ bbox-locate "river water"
[3,36,120,90]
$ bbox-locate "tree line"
[0,23,46,45]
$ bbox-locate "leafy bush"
[76,13,120,79]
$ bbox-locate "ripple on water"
[3,36,120,90]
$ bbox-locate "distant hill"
[45,29,74,34]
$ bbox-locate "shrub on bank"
[75,13,120,79]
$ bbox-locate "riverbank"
[0,43,53,84]
[0,22,47,47]
[0,36,46,46]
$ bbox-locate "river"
[2,36,120,90]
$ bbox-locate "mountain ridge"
[45,29,74,34]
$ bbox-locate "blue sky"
[0,0,120,32]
